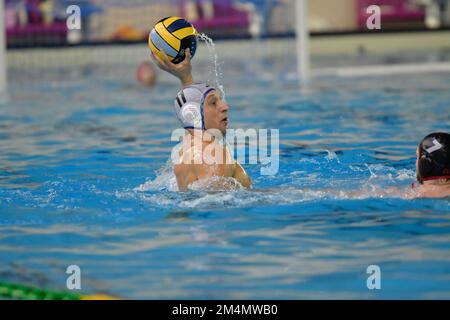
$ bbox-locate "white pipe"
[314,62,450,78]
[0,0,7,101]
[295,0,310,82]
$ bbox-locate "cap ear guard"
[181,102,203,129]
[418,152,433,183]
[173,83,215,130]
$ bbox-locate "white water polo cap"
[174,83,216,130]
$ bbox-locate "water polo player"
[136,61,157,87]
[412,132,450,198]
[151,48,251,191]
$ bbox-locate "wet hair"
[417,132,450,183]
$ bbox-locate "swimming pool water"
[1,55,450,299]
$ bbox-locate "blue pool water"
[1,54,450,299]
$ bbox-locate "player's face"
[203,91,229,135]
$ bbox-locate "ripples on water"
[0,58,450,299]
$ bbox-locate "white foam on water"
[197,33,225,99]
[188,176,244,192]
[134,160,179,192]
[168,186,331,210]
[365,164,415,182]
[325,150,340,162]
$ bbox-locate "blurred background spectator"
[136,61,157,87]
[3,0,450,48]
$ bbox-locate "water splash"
[196,33,225,98]
[134,160,178,192]
[325,150,340,162]
[188,176,244,191]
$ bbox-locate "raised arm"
[151,48,194,87]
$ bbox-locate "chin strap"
[199,87,215,130]
[421,175,450,182]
